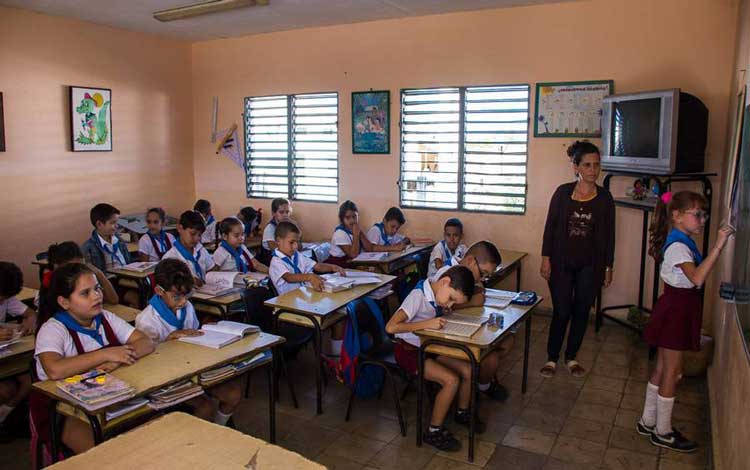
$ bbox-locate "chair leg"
[401,376,414,401]
[384,367,407,436]
[244,372,252,399]
[279,353,299,409]
[345,361,363,422]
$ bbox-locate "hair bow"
[660,191,673,204]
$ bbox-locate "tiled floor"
[0,313,712,470]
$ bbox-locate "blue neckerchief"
[54,310,105,346]
[375,222,391,246]
[274,250,301,274]
[442,240,456,267]
[92,231,125,266]
[149,295,186,330]
[270,219,278,226]
[206,215,215,226]
[174,240,204,280]
[415,279,443,317]
[663,228,703,264]
[148,230,169,254]
[221,240,249,273]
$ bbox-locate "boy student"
[386,265,477,452]
[194,199,217,245]
[135,259,241,426]
[81,203,130,271]
[138,207,176,262]
[0,262,36,431]
[428,218,468,278]
[163,211,216,286]
[262,198,292,252]
[366,207,411,250]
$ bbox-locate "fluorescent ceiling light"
[154,0,269,22]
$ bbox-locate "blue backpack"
[338,298,386,398]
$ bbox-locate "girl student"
[138,207,176,262]
[194,199,217,245]
[327,200,398,267]
[262,198,292,252]
[31,263,154,454]
[238,206,262,238]
[213,217,268,273]
[637,191,732,452]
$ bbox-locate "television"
[600,89,708,175]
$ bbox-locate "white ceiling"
[0,0,575,41]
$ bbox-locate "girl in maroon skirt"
[638,191,732,453]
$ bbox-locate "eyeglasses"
[685,210,709,221]
[157,286,194,301]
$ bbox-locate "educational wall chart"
[534,80,614,137]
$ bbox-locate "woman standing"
[540,141,615,377]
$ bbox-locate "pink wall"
[0,7,195,286]
[191,0,738,311]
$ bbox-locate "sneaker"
[650,429,698,453]
[423,427,462,452]
[636,419,655,436]
[454,410,487,434]
[481,381,509,402]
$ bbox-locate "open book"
[484,289,517,309]
[352,252,389,262]
[120,261,157,273]
[178,321,260,349]
[424,312,489,338]
[194,272,249,297]
[0,323,22,350]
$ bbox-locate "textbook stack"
[147,381,204,410]
[56,370,136,411]
[198,351,272,386]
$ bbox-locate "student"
[386,266,477,452]
[328,200,386,266]
[366,207,411,251]
[135,259,240,426]
[163,211,216,286]
[194,199,217,245]
[213,217,268,273]
[637,191,732,452]
[32,263,154,454]
[81,203,130,272]
[138,207,176,262]
[238,206,262,238]
[428,218,468,278]
[0,262,37,430]
[262,198,292,252]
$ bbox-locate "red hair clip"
[660,191,673,204]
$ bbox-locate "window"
[400,84,529,213]
[244,92,338,202]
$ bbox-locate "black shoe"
[423,427,462,452]
[636,419,655,436]
[481,382,509,402]
[650,429,698,453]
[454,410,487,434]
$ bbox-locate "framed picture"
[352,90,390,154]
[534,80,614,137]
[0,92,5,152]
[70,86,112,151]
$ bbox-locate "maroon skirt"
[643,284,702,351]
[326,255,349,268]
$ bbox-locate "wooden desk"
[0,334,34,380]
[46,412,324,470]
[17,287,38,307]
[245,236,262,251]
[347,243,435,274]
[104,304,140,324]
[192,291,244,318]
[414,299,542,463]
[265,272,396,414]
[107,267,154,308]
[31,259,49,282]
[484,249,528,291]
[34,332,285,452]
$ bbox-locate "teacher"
[539,141,615,377]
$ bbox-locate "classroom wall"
[191,0,738,312]
[707,0,750,468]
[0,7,195,287]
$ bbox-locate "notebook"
[105,397,150,420]
[484,289,517,309]
[178,321,260,349]
[148,381,204,410]
[120,261,157,273]
[352,252,389,262]
[56,370,135,411]
[424,312,488,338]
[194,271,246,297]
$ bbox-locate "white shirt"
[201,220,217,245]
[396,281,438,346]
[98,234,126,269]
[213,244,255,271]
[329,227,355,258]
[0,296,27,323]
[163,244,215,280]
[660,242,696,288]
[429,264,452,282]
[135,301,199,343]
[35,310,136,381]
[262,223,277,250]
[427,242,467,279]
[366,225,405,246]
[138,232,176,262]
[269,249,317,295]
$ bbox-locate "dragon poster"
[70,86,112,151]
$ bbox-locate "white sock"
[330,339,343,356]
[478,382,490,392]
[214,409,232,426]
[0,404,14,423]
[640,382,659,427]
[656,394,675,436]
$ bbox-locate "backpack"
[338,297,386,397]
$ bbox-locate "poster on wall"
[70,86,112,152]
[352,90,390,154]
[0,92,5,152]
[534,80,613,137]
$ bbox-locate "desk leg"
[268,348,277,444]
[87,414,103,445]
[311,317,324,415]
[467,353,479,463]
[416,345,425,448]
[49,402,59,464]
[516,263,522,292]
[522,315,532,394]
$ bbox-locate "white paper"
[352,252,389,262]
[178,330,240,349]
[202,321,258,337]
[121,261,157,272]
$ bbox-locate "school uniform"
[262,221,278,250]
[328,225,357,266]
[81,231,131,272]
[163,241,215,281]
[201,216,217,245]
[0,296,27,323]
[366,223,405,246]
[427,241,467,279]
[269,249,316,295]
[393,279,441,375]
[213,241,256,273]
[138,231,176,262]
[644,229,703,351]
[135,295,200,343]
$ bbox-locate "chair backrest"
[242,286,274,332]
[35,252,48,261]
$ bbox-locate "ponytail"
[648,190,708,261]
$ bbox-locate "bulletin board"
[534,80,613,138]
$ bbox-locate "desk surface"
[107,267,153,280]
[264,272,396,317]
[17,287,38,304]
[104,303,140,323]
[498,249,527,271]
[33,332,283,412]
[46,412,324,470]
[348,243,435,267]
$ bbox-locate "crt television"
[600,89,708,175]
